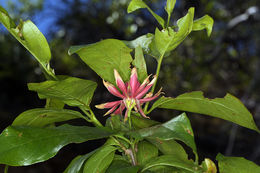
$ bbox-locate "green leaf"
[12,108,87,127]
[127,0,165,28]
[28,77,97,108]
[131,113,159,129]
[129,113,197,156]
[141,155,201,173]
[64,150,97,173]
[0,124,112,166]
[150,91,260,132]
[123,34,154,54]
[69,39,132,85]
[165,0,176,26]
[137,140,158,165]
[106,159,140,173]
[192,15,214,36]
[83,145,116,173]
[0,6,55,79]
[151,7,194,59]
[147,139,188,161]
[132,46,148,81]
[216,153,260,173]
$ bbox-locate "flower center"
[124,97,136,110]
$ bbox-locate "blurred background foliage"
[0,0,260,172]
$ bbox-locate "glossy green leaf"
[216,153,260,173]
[151,7,194,59]
[0,6,55,79]
[192,15,214,36]
[131,113,159,129]
[147,139,188,161]
[129,113,197,156]
[127,0,165,28]
[0,124,112,166]
[150,91,260,132]
[12,108,87,127]
[28,77,97,108]
[106,115,130,132]
[146,166,190,173]
[132,46,148,81]
[69,39,132,84]
[64,150,97,173]
[137,140,158,165]
[106,159,140,173]
[83,145,116,173]
[141,155,201,173]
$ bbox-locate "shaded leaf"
[0,6,55,79]
[69,39,132,85]
[150,91,260,132]
[216,153,260,173]
[137,140,158,165]
[83,145,117,173]
[147,139,188,161]
[0,125,112,166]
[141,155,201,173]
[127,0,165,28]
[64,150,97,173]
[192,15,214,36]
[106,159,140,173]
[12,108,87,127]
[28,77,97,108]
[129,113,197,156]
[133,46,148,81]
[131,113,159,129]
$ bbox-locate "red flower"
[96,68,161,121]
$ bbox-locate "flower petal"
[136,75,157,99]
[114,69,128,96]
[129,67,140,96]
[139,88,162,103]
[136,100,150,119]
[103,80,125,98]
[134,74,151,97]
[114,103,126,115]
[95,100,121,109]
[104,104,119,116]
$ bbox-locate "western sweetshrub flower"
[96,67,161,121]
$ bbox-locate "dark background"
[0,0,260,172]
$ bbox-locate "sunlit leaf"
[132,46,148,81]
[12,108,87,127]
[127,0,165,28]
[106,159,140,173]
[150,91,260,132]
[28,77,97,108]
[192,15,214,36]
[69,39,132,85]
[216,153,260,173]
[0,6,55,79]
[165,0,176,26]
[0,125,112,166]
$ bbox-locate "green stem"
[144,53,165,113]
[80,107,103,127]
[4,165,8,173]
